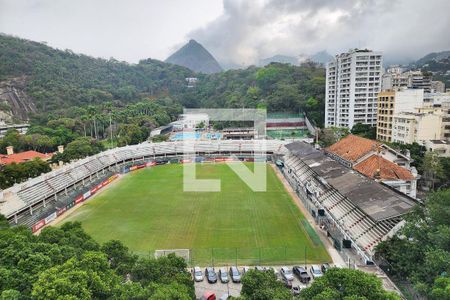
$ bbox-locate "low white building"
[175,113,209,130]
[424,140,450,157]
[392,112,442,145]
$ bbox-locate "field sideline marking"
[270,164,343,265]
[38,174,125,233]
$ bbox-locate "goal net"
[154,249,190,262]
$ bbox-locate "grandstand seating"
[0,140,287,220]
[17,181,53,204]
[47,173,72,191]
[282,153,406,257]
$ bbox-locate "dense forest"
[376,189,450,299]
[0,34,325,125]
[0,217,401,300]
[0,220,196,299]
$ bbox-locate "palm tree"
[87,105,98,140]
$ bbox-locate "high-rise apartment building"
[325,49,383,129]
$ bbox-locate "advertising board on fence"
[32,219,45,233]
[44,212,57,224]
[75,195,84,204]
[31,173,120,234]
[57,206,67,216]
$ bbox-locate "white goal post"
[154,249,190,262]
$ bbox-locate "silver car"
[280,266,294,281]
[193,266,203,282]
[229,266,241,283]
[310,264,323,279]
[219,267,229,283]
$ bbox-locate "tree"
[146,282,191,300]
[117,124,146,146]
[299,268,401,300]
[319,127,349,147]
[0,215,9,230]
[32,252,122,300]
[197,121,205,129]
[240,269,291,300]
[351,123,376,140]
[429,277,450,300]
[101,240,137,276]
[52,137,104,163]
[0,289,20,300]
[130,254,195,299]
[0,159,52,189]
[422,151,445,190]
[376,189,450,298]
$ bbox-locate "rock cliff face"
[0,76,36,123]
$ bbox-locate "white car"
[310,265,324,279]
[280,266,294,281]
[193,266,204,282]
[242,266,250,274]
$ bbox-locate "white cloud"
[190,0,450,65]
[0,0,449,66]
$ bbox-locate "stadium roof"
[285,142,417,221]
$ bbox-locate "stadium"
[0,139,416,265]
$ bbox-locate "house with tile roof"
[325,134,417,198]
[0,148,53,166]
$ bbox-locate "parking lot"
[192,264,329,299]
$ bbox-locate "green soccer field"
[61,163,330,265]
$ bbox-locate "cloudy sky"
[1,0,449,66]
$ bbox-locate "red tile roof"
[354,154,415,181]
[325,134,379,163]
[0,151,52,165]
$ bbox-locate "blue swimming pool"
[205,133,222,140]
[170,132,201,141]
[170,132,222,141]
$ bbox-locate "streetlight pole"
[304,246,307,268]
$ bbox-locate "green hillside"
[0,33,326,125]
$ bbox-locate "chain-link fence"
[152,246,327,267]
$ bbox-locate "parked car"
[229,266,241,283]
[292,286,301,296]
[205,267,218,283]
[281,277,292,289]
[310,265,323,279]
[242,266,250,274]
[201,291,216,300]
[280,266,294,281]
[321,263,331,273]
[293,266,311,283]
[192,266,204,282]
[219,268,229,283]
